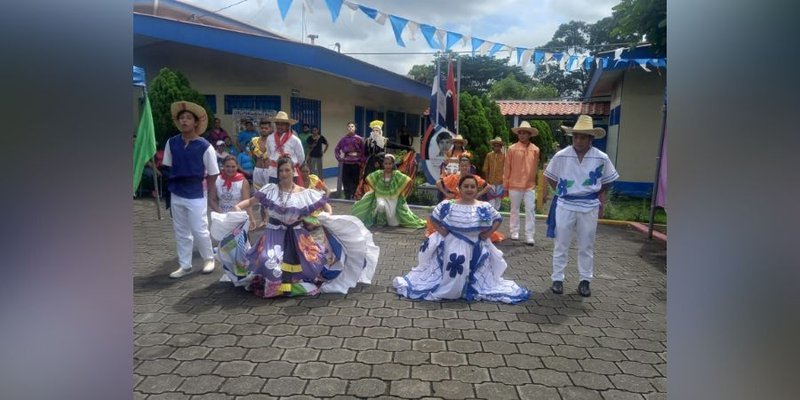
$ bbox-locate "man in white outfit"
[265,111,305,185]
[544,115,619,297]
[162,101,220,278]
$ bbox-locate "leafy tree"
[480,95,511,145]
[611,0,667,55]
[148,67,213,146]
[408,52,534,97]
[457,92,493,169]
[488,73,559,100]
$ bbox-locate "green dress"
[351,170,426,229]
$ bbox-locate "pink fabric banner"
[655,126,667,209]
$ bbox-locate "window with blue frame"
[290,97,321,133]
[405,113,421,136]
[223,95,281,115]
[203,95,217,114]
[385,110,406,141]
[354,106,365,137]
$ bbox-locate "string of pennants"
[271,0,666,72]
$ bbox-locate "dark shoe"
[578,280,591,297]
[551,281,563,294]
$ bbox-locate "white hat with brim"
[451,134,468,144]
[171,101,208,135]
[489,136,504,145]
[511,121,539,136]
[561,115,606,139]
[271,111,298,125]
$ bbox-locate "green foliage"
[602,192,667,224]
[457,92,493,170]
[530,120,555,165]
[611,0,667,55]
[489,74,559,100]
[480,96,511,145]
[407,52,534,97]
[148,67,213,146]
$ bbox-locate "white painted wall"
[135,41,427,172]
[616,69,666,183]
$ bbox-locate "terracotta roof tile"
[496,101,610,117]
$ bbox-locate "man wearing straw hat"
[482,136,505,210]
[265,110,305,186]
[504,121,541,246]
[162,101,220,278]
[544,115,618,297]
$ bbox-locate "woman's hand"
[479,229,493,241]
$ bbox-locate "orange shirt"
[482,151,505,185]
[503,142,540,191]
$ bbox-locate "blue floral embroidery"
[557,178,574,196]
[477,205,494,222]
[445,253,465,278]
[439,201,452,219]
[419,237,430,253]
[582,165,604,186]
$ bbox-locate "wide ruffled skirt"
[392,230,530,304]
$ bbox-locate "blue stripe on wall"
[609,105,621,126]
[612,181,653,198]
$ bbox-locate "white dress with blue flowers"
[392,200,531,304]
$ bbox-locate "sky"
[182,0,620,76]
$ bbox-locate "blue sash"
[546,192,600,238]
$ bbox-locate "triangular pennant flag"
[388,15,409,47]
[636,58,651,72]
[544,52,553,63]
[445,31,463,51]
[614,47,624,60]
[375,11,387,25]
[506,46,514,59]
[477,40,493,55]
[577,55,587,70]
[488,43,504,57]
[277,0,293,20]
[584,56,594,70]
[521,49,533,68]
[435,29,446,50]
[471,37,485,56]
[407,21,418,40]
[534,51,544,65]
[343,0,358,10]
[419,24,440,49]
[559,53,568,70]
[358,5,378,20]
[461,34,470,48]
[516,47,527,65]
[324,0,344,23]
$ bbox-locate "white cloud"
[181,0,618,75]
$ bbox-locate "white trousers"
[551,205,599,282]
[509,188,536,239]
[488,184,503,210]
[375,197,399,226]
[171,194,214,269]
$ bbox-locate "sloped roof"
[496,101,610,117]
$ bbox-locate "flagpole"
[143,88,162,220]
[456,56,461,134]
[647,93,667,239]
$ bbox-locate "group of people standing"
[156,98,617,301]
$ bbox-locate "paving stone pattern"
[134,199,666,399]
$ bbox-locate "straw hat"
[369,120,384,129]
[489,136,504,145]
[561,115,606,139]
[511,121,539,136]
[171,101,208,135]
[451,134,468,145]
[271,111,298,125]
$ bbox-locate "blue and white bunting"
[388,15,408,47]
[445,31,463,51]
[277,0,293,20]
[324,0,344,22]
[419,24,440,49]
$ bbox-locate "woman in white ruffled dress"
[393,174,531,304]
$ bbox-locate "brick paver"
[134,199,666,398]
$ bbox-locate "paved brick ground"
[134,199,666,399]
